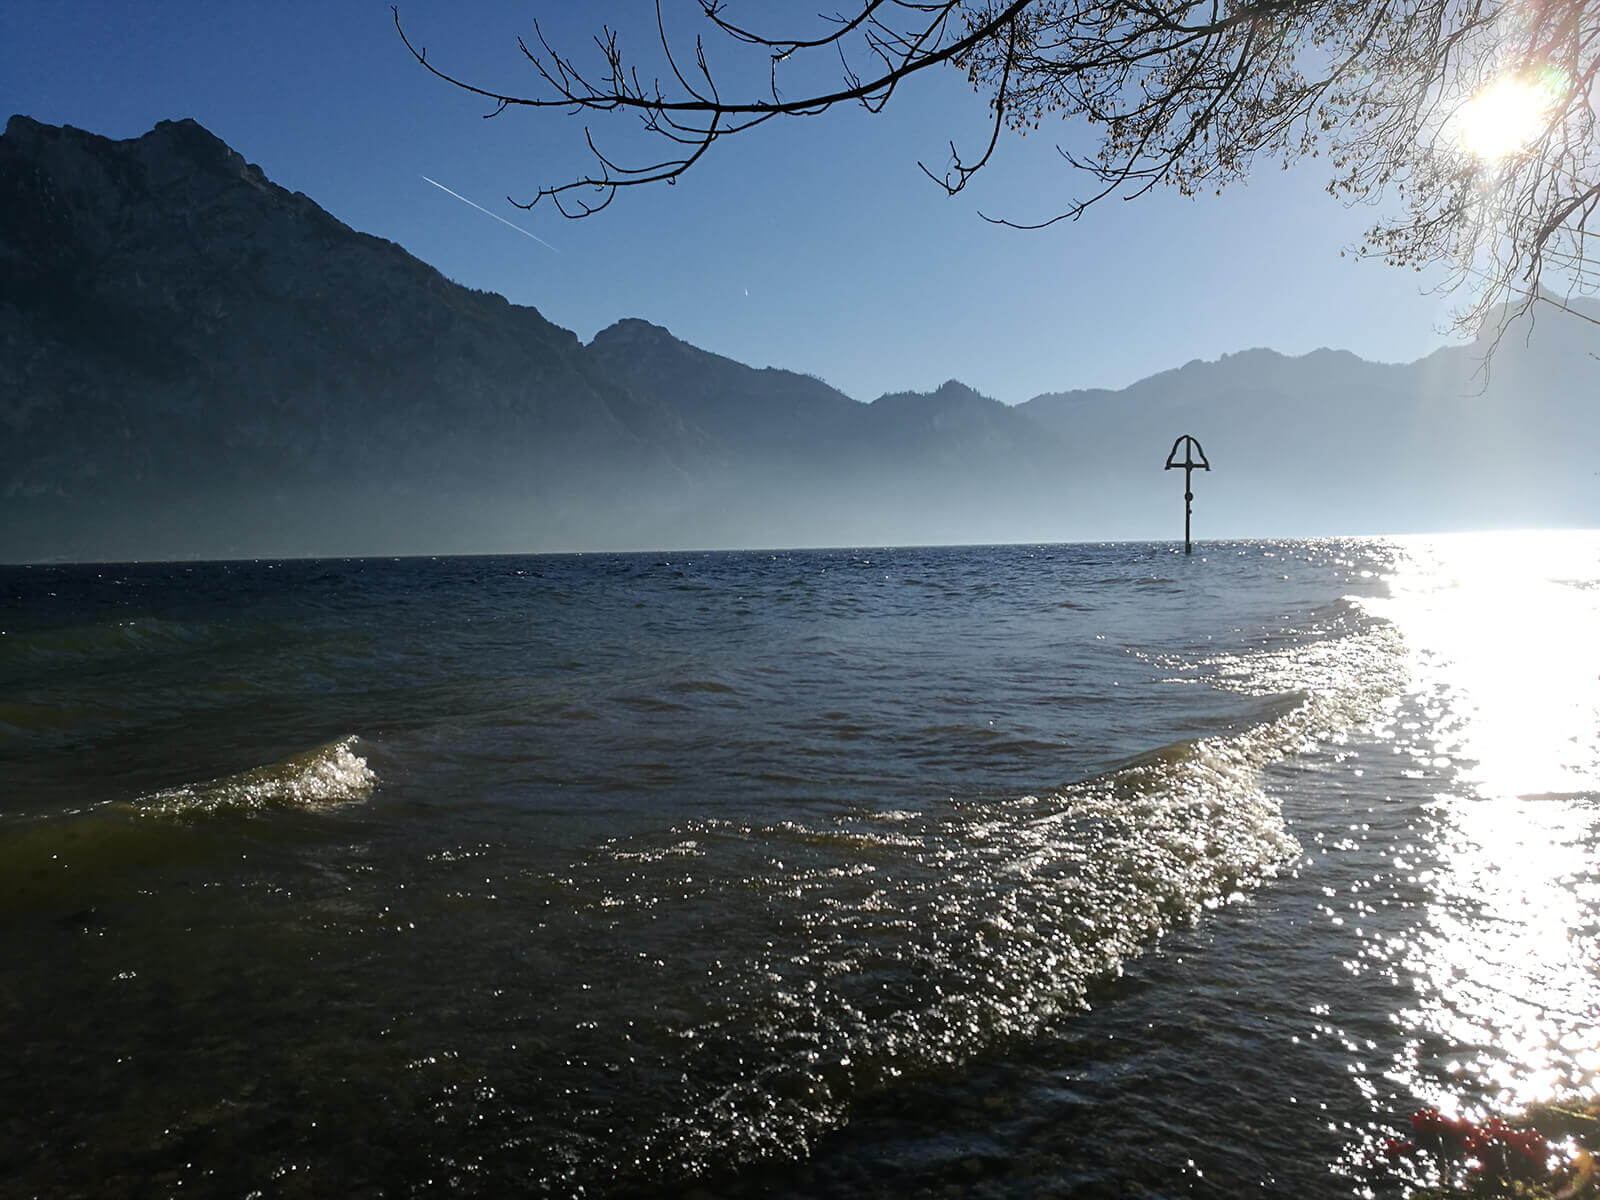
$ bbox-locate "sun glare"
[1369,532,1600,1113]
[1456,75,1556,160]
[1375,531,1600,800]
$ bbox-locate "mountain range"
[2,114,1596,561]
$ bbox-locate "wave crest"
[133,736,375,818]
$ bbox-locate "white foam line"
[422,176,558,252]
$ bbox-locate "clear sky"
[1,0,1467,404]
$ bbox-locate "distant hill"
[1,115,1596,560]
[1018,327,1600,535]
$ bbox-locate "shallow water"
[1,537,1595,1197]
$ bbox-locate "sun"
[1455,75,1557,160]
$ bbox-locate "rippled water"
[1,537,1595,1197]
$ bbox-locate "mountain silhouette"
[2,115,1596,560]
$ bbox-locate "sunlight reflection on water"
[1378,530,1600,800]
[1368,531,1600,1117]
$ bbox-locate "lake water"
[2,536,1596,1197]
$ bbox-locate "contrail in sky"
[422,176,558,253]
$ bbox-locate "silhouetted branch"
[394,2,1033,217]
[397,0,1600,340]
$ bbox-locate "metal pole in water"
[1163,434,1211,555]
[1184,463,1193,551]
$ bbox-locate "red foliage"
[1394,1106,1561,1194]
[1411,1107,1476,1154]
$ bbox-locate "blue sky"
[3,0,1465,404]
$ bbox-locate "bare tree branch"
[397,0,1600,342]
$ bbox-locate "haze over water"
[2,535,1596,1197]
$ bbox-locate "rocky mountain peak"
[138,117,264,183]
[4,113,50,141]
[591,317,677,349]
[932,379,985,403]
[871,377,998,414]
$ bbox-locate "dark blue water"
[2,538,1595,1197]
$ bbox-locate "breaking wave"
[131,736,375,818]
[488,677,1390,1193]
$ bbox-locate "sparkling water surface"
[1,537,1595,1197]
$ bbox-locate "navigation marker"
[1163,434,1211,555]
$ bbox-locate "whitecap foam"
[133,736,375,818]
[531,695,1338,1189]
